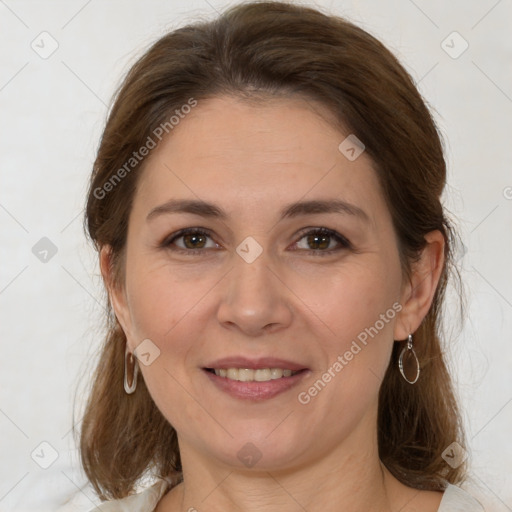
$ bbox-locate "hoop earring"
[124,342,139,394]
[398,334,420,384]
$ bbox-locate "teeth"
[213,368,299,381]
[227,368,238,380]
[270,368,283,379]
[238,368,253,382]
[255,369,272,381]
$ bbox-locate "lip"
[203,368,310,401]
[204,356,308,371]
[202,357,310,401]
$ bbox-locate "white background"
[1,0,511,510]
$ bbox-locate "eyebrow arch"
[146,198,369,223]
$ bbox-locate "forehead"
[132,95,387,228]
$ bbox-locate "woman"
[79,2,485,510]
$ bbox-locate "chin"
[198,427,312,472]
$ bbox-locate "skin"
[102,95,446,512]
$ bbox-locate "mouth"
[202,358,310,401]
[204,367,304,381]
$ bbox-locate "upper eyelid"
[165,227,350,250]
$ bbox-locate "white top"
[89,479,485,511]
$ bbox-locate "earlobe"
[99,245,133,344]
[393,230,445,341]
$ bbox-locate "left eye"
[162,227,351,255]
[292,227,351,255]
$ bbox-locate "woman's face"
[110,95,410,471]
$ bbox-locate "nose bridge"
[216,235,292,334]
[232,235,275,302]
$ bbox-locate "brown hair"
[78,0,466,500]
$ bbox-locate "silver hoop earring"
[124,342,139,394]
[398,334,420,384]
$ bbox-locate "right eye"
[161,227,220,255]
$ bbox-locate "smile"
[207,368,300,381]
[203,367,309,400]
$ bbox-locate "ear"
[100,245,136,349]
[393,230,445,341]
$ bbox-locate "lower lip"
[203,369,310,401]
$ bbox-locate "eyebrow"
[146,198,369,223]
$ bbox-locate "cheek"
[125,259,211,344]
[124,264,210,428]
[296,259,400,344]
[296,262,400,408]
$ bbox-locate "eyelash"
[160,227,352,257]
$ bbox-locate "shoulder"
[438,483,485,511]
[87,479,170,512]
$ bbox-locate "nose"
[216,244,293,337]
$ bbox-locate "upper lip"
[204,357,308,371]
